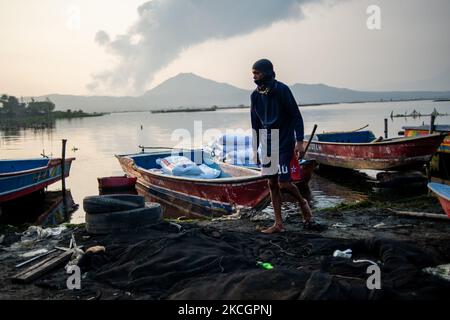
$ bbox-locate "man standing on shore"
[251,59,316,234]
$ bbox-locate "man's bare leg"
[279,182,313,223]
[261,177,285,234]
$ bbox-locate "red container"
[98,176,137,190]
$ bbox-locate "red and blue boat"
[428,182,450,217]
[303,131,445,170]
[402,125,450,179]
[403,125,450,154]
[116,149,270,218]
[0,158,75,203]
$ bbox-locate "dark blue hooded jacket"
[251,80,305,153]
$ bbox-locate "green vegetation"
[319,199,375,213]
[0,94,104,130]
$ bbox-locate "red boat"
[428,183,450,217]
[116,149,271,218]
[98,176,137,190]
[303,131,445,170]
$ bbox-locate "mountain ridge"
[31,73,450,113]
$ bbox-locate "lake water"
[1,100,449,223]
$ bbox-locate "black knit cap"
[252,59,275,78]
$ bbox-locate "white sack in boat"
[156,156,203,176]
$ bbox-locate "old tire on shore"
[86,203,163,235]
[83,195,145,214]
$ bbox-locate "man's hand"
[295,141,305,160]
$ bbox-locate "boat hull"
[428,183,450,217]
[117,155,271,217]
[404,125,450,154]
[0,158,75,203]
[303,134,445,170]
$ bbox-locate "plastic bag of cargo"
[224,149,257,167]
[197,164,221,179]
[208,134,253,160]
[156,156,203,176]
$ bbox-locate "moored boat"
[428,182,450,217]
[116,149,271,218]
[403,125,450,154]
[0,158,75,203]
[302,131,445,171]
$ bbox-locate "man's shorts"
[260,150,294,182]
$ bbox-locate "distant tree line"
[0,94,86,116]
[0,94,56,116]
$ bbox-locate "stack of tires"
[83,195,162,235]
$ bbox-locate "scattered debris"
[65,234,84,271]
[423,264,450,282]
[21,248,49,259]
[85,246,106,254]
[333,249,353,259]
[15,249,58,269]
[257,261,274,270]
[353,259,380,266]
[21,226,67,242]
[373,222,414,229]
[332,223,351,229]
[168,222,183,232]
[387,208,450,220]
[12,250,74,284]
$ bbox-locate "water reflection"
[0,190,77,226]
[0,100,448,224]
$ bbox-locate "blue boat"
[0,158,75,203]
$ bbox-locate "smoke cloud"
[89,0,324,94]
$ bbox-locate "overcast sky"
[1,0,449,96]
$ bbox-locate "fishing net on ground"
[79,222,450,300]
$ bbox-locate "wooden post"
[429,114,436,134]
[61,139,67,201]
[428,115,436,186]
[384,118,388,139]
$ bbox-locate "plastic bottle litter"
[257,261,274,270]
[333,249,353,259]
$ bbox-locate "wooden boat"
[302,131,445,170]
[402,125,450,154]
[428,182,450,217]
[0,158,75,203]
[116,149,271,217]
[402,125,450,179]
[98,176,137,190]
